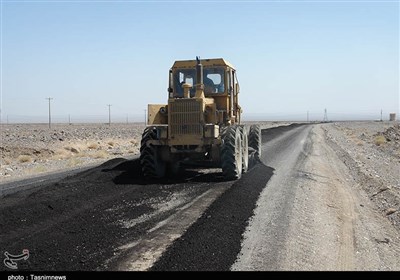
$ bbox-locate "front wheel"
[220,125,243,180]
[140,127,166,178]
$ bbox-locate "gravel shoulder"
[283,124,400,270]
[233,122,400,271]
[323,121,400,231]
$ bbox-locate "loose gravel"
[0,123,145,183]
[322,121,400,231]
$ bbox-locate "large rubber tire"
[249,124,262,158]
[239,125,249,173]
[220,125,243,180]
[140,127,166,178]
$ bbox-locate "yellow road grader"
[140,57,261,180]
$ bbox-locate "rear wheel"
[140,127,166,178]
[220,125,243,180]
[240,125,249,173]
[249,124,262,158]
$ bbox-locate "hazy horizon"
[0,111,396,124]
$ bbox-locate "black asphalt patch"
[150,162,274,271]
[0,158,226,271]
[0,123,306,272]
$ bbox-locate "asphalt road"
[0,123,311,271]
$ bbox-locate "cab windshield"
[174,67,225,97]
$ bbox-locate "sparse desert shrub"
[64,146,80,153]
[30,165,47,174]
[374,135,386,146]
[67,158,84,167]
[93,150,108,159]
[2,158,12,165]
[87,142,99,150]
[53,149,72,160]
[17,155,32,163]
[107,141,115,147]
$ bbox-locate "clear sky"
[1,0,399,123]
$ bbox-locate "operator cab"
[173,67,226,97]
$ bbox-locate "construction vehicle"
[140,57,262,180]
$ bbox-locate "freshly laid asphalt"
[0,123,306,271]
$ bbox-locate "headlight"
[159,107,167,114]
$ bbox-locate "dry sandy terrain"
[323,121,400,231]
[0,123,146,183]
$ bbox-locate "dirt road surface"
[1,123,399,271]
[232,125,400,271]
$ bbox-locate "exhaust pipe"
[195,56,205,98]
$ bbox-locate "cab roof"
[171,58,235,70]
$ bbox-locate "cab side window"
[204,68,225,94]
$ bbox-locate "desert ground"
[323,121,400,231]
[0,123,146,182]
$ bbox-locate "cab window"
[204,68,225,94]
[174,69,196,97]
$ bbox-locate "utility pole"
[144,109,147,125]
[107,104,112,126]
[323,108,328,122]
[380,109,383,122]
[46,97,53,128]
